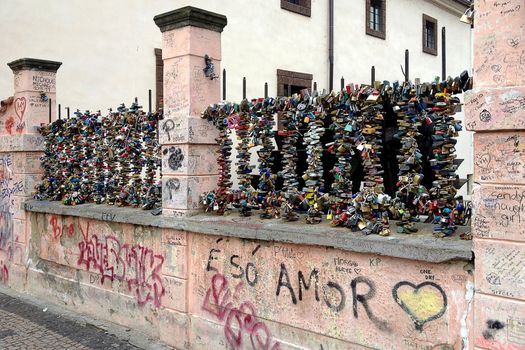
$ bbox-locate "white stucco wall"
[0,0,473,189]
[0,0,470,108]
[333,0,472,84]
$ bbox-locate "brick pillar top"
[7,58,62,73]
[1,57,61,142]
[153,6,227,33]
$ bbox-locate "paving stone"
[0,292,140,349]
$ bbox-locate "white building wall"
[333,0,472,84]
[0,0,473,190]
[0,0,470,109]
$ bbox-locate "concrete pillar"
[154,7,227,216]
[0,58,61,288]
[464,1,525,348]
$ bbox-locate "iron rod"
[405,49,409,82]
[442,27,446,80]
[148,89,152,112]
[222,68,226,100]
[243,77,246,100]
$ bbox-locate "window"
[276,69,313,97]
[281,0,311,17]
[422,14,438,55]
[366,0,386,39]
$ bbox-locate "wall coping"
[153,6,227,33]
[7,58,62,73]
[24,200,473,263]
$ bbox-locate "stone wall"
[21,209,473,350]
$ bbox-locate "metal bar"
[264,82,268,98]
[148,89,152,112]
[287,84,291,96]
[313,82,317,91]
[243,77,246,100]
[222,69,226,100]
[49,99,52,123]
[58,103,61,120]
[371,66,375,86]
[66,107,70,119]
[328,0,334,91]
[405,49,409,82]
[442,27,446,80]
[340,76,344,91]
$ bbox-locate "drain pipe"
[329,0,334,91]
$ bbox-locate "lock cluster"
[201,75,473,238]
[35,101,162,209]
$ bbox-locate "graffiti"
[76,222,165,307]
[202,273,281,350]
[5,116,14,135]
[14,97,26,133]
[164,146,184,171]
[14,97,26,123]
[0,153,18,266]
[0,261,8,284]
[392,281,447,331]
[166,178,181,200]
[162,119,175,142]
[274,263,390,331]
[49,215,74,239]
[483,319,505,340]
[480,109,492,122]
[32,74,55,92]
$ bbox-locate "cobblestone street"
[0,292,141,350]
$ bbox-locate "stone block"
[162,55,221,120]
[188,234,472,349]
[10,91,56,134]
[162,26,222,60]
[11,151,43,174]
[162,242,187,278]
[162,275,187,312]
[474,293,525,349]
[0,134,44,152]
[13,69,57,93]
[474,239,525,300]
[159,115,218,145]
[474,132,525,184]
[161,144,218,176]
[465,86,525,131]
[162,228,187,245]
[159,308,190,349]
[472,184,525,241]
[473,0,525,88]
[162,175,218,211]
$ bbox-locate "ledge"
[154,6,227,33]
[7,58,62,73]
[24,200,473,264]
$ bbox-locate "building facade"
[0,0,471,110]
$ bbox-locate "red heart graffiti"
[14,97,26,122]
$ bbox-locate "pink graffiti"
[49,215,74,239]
[0,261,8,284]
[77,223,165,308]
[202,273,280,350]
[476,338,520,350]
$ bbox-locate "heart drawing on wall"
[392,281,447,331]
[14,97,26,122]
